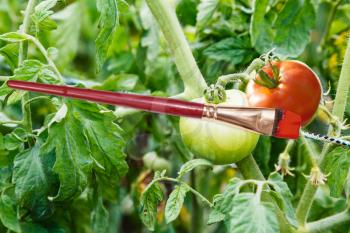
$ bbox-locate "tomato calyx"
[204,84,227,104]
[254,62,280,89]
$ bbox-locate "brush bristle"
[273,110,301,139]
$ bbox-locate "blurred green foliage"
[0,0,349,232]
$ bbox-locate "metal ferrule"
[202,105,276,136]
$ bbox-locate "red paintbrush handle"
[7,80,205,118]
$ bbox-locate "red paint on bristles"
[274,110,301,139]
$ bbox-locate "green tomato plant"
[0,0,349,233]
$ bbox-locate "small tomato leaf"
[208,178,243,224]
[31,0,58,33]
[0,60,58,104]
[4,128,27,151]
[0,32,29,43]
[0,43,19,70]
[324,147,350,198]
[165,183,189,223]
[140,175,163,231]
[177,159,212,178]
[95,0,120,72]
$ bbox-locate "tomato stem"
[147,176,214,207]
[296,36,350,227]
[305,208,350,233]
[215,58,264,88]
[145,0,207,99]
[300,136,318,167]
[236,154,265,180]
[19,0,36,147]
[23,34,63,81]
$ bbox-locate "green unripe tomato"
[179,90,260,164]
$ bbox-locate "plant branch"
[148,177,213,207]
[236,154,265,180]
[296,36,350,226]
[24,34,63,81]
[19,0,36,146]
[145,0,207,98]
[19,0,35,64]
[305,209,350,233]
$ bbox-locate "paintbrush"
[7,80,301,139]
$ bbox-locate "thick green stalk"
[19,0,36,143]
[19,0,35,64]
[329,39,350,120]
[305,209,350,233]
[296,37,350,226]
[236,154,265,180]
[145,0,207,98]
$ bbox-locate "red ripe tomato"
[246,60,322,126]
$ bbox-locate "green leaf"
[31,0,58,32]
[0,32,29,43]
[208,178,244,224]
[196,0,219,28]
[324,147,350,197]
[4,127,27,151]
[35,0,57,12]
[41,103,92,201]
[268,173,297,226]
[95,0,119,72]
[0,43,19,70]
[13,143,55,220]
[50,3,81,69]
[92,74,138,91]
[91,186,109,233]
[177,159,212,178]
[203,36,257,64]
[41,100,128,201]
[0,193,20,233]
[165,183,189,223]
[0,60,58,103]
[250,0,316,57]
[207,208,226,225]
[71,100,128,180]
[140,3,160,61]
[228,193,279,233]
[140,172,164,231]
